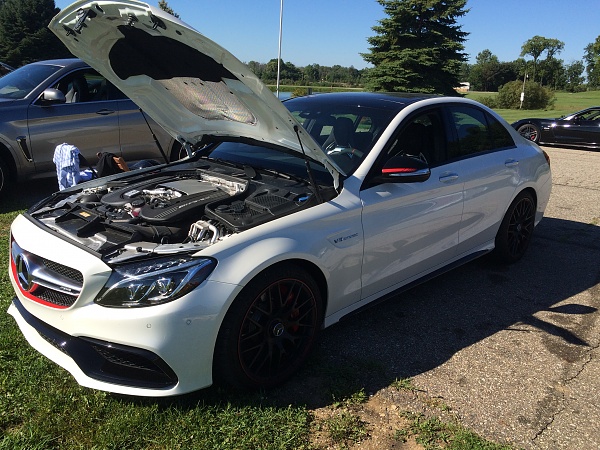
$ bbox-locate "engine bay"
[29,163,323,264]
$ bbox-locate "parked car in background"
[0,58,183,196]
[512,107,600,149]
[8,0,552,397]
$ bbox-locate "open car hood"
[49,0,341,184]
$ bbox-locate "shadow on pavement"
[267,214,600,408]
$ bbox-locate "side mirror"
[38,88,66,105]
[376,155,431,183]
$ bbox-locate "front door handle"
[96,109,116,116]
[505,159,519,167]
[439,173,459,183]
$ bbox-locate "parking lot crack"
[532,280,600,446]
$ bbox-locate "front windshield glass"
[205,141,333,185]
[283,95,399,174]
[0,64,62,100]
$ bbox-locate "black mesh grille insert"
[43,259,83,284]
[35,287,77,308]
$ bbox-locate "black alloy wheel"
[517,123,540,143]
[214,264,323,389]
[494,191,536,263]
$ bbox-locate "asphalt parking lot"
[303,145,599,449]
[408,146,600,448]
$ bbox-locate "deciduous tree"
[584,36,600,88]
[520,36,564,84]
[470,49,499,91]
[564,61,585,92]
[361,0,468,95]
[520,35,547,82]
[157,0,179,18]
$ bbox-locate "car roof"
[27,58,87,69]
[286,91,440,113]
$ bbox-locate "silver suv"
[0,59,182,196]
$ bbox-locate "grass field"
[468,89,600,123]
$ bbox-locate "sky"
[53,0,600,70]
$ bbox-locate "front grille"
[89,342,178,386]
[11,238,83,309]
[43,259,83,284]
[34,287,78,308]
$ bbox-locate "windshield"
[204,141,333,185]
[0,63,62,100]
[283,96,398,174]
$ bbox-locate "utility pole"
[276,0,284,99]
[520,62,528,109]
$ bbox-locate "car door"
[552,109,600,145]
[444,104,520,253]
[359,108,464,300]
[26,68,120,174]
[109,85,172,164]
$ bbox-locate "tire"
[214,263,323,389]
[493,191,536,263]
[517,123,540,143]
[0,156,9,199]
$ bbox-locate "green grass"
[324,411,368,446]
[466,89,600,123]
[396,412,513,450]
[391,377,418,392]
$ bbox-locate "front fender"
[198,195,365,319]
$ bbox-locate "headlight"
[96,256,216,308]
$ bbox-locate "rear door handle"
[96,109,116,116]
[505,159,519,167]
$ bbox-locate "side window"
[487,113,515,149]
[53,69,126,103]
[575,109,600,121]
[448,105,514,158]
[384,109,446,166]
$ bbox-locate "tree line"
[464,36,589,94]
[246,60,364,87]
[4,0,600,106]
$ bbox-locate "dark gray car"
[0,59,183,196]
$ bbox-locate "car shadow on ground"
[267,214,600,408]
[155,213,600,411]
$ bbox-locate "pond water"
[275,91,293,100]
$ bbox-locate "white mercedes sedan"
[7,0,551,397]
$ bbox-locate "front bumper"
[9,297,178,389]
[8,213,241,397]
[8,277,239,397]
